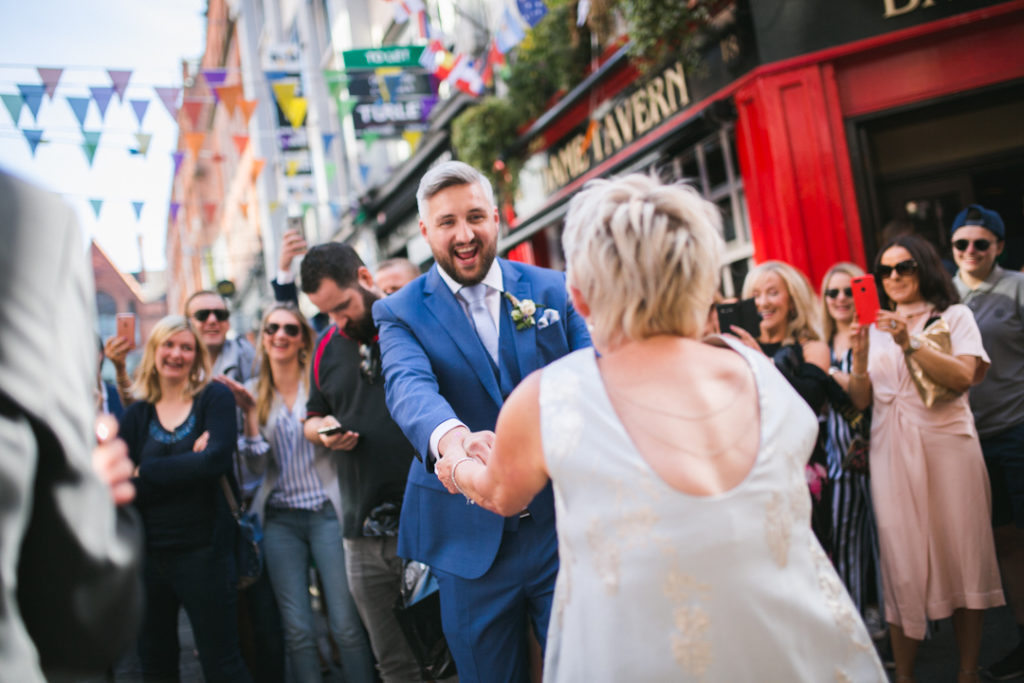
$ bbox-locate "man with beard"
[300,243,422,682]
[372,161,591,682]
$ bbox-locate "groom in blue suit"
[374,161,590,681]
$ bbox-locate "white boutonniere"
[504,292,540,331]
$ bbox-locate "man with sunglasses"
[184,290,286,683]
[299,243,423,682]
[950,205,1024,680]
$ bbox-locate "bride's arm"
[436,372,550,516]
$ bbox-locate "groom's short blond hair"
[562,174,723,347]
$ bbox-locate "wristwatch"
[905,337,922,355]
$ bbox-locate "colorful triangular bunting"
[250,158,266,181]
[81,130,101,166]
[322,133,335,153]
[214,84,242,115]
[154,86,180,119]
[130,99,150,127]
[1,93,23,125]
[21,129,44,156]
[37,68,63,99]
[284,97,307,128]
[17,84,46,122]
[184,131,205,158]
[89,86,115,120]
[107,69,132,102]
[182,100,203,129]
[89,199,103,218]
[232,134,249,156]
[285,159,299,176]
[202,202,218,223]
[132,132,152,157]
[169,202,181,221]
[171,151,185,176]
[239,98,258,124]
[66,96,90,128]
[201,69,228,87]
[131,201,145,220]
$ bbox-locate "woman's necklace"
[604,368,752,422]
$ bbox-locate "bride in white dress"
[435,174,886,681]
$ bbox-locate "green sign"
[342,46,425,70]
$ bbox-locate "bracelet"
[451,457,477,505]
[849,371,868,380]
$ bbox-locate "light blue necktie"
[460,284,499,363]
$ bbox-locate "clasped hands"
[436,428,495,495]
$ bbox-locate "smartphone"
[115,312,136,349]
[317,423,345,436]
[287,215,305,239]
[716,298,761,337]
[850,274,881,326]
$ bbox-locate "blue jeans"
[139,543,252,683]
[263,504,375,683]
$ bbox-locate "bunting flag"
[402,130,423,153]
[322,133,334,152]
[362,133,380,148]
[264,70,291,82]
[239,202,249,219]
[154,86,181,119]
[1,93,23,124]
[202,202,218,224]
[284,96,307,128]
[81,130,101,166]
[211,152,224,163]
[279,131,292,149]
[132,132,152,157]
[107,69,132,102]
[66,96,91,128]
[182,100,203,128]
[21,129,44,156]
[268,200,280,211]
[239,98,258,124]
[359,164,370,184]
[37,68,63,99]
[482,40,504,87]
[89,199,103,218]
[169,201,181,221]
[323,70,347,99]
[434,51,462,81]
[337,99,357,118]
[418,40,444,71]
[131,201,144,220]
[250,158,266,181]
[324,161,337,182]
[171,151,185,177]
[328,200,343,218]
[17,84,45,122]
[496,6,527,53]
[89,86,115,120]
[214,84,242,115]
[449,57,484,96]
[130,99,150,127]
[184,131,205,158]
[232,134,249,156]
[271,82,297,110]
[285,159,299,177]
[516,0,548,27]
[378,68,403,102]
[200,68,228,87]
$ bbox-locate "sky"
[0,0,207,273]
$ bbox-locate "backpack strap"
[313,326,337,392]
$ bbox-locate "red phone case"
[850,275,880,326]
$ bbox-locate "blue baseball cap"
[952,204,1005,240]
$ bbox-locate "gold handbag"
[905,316,960,408]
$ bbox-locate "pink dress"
[867,303,1004,639]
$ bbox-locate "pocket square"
[536,309,560,329]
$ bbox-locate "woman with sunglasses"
[218,304,374,683]
[847,234,1003,682]
[819,263,884,638]
[120,315,252,682]
[736,261,833,546]
[950,205,1024,680]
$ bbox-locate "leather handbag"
[220,476,263,589]
[905,316,960,408]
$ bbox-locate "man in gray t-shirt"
[951,204,1024,680]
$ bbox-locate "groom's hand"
[463,431,495,464]
[436,426,472,494]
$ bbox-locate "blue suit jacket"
[373,259,591,579]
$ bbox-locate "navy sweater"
[121,383,238,550]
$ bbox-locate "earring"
[788,308,797,321]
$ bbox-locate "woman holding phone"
[218,304,374,683]
[819,262,883,635]
[120,315,251,682]
[847,234,1003,682]
[735,261,833,545]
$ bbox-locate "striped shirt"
[243,398,328,511]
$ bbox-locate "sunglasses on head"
[193,308,230,322]
[825,287,853,299]
[876,259,918,279]
[264,322,301,338]
[953,238,992,252]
